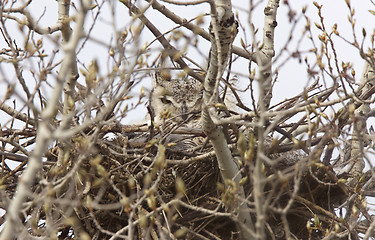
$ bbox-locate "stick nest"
[1,122,356,240]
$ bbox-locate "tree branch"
[202,0,254,238]
[347,62,374,186]
[0,0,92,238]
[119,0,205,83]
[256,0,279,110]
[144,0,252,60]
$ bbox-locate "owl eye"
[161,97,172,104]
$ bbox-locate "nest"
[2,122,350,240]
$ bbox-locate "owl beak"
[181,101,188,121]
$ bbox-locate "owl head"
[150,70,203,124]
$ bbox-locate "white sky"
[1,0,373,122]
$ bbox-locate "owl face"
[150,72,203,124]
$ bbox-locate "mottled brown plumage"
[149,70,204,151]
[150,70,203,127]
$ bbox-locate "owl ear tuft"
[155,70,171,83]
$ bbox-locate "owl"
[150,70,203,126]
[149,70,204,151]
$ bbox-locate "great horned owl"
[149,70,203,151]
[150,70,203,126]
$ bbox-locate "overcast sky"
[0,0,374,123]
